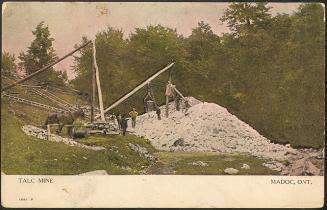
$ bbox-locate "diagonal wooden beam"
[95,62,174,119]
[2,40,92,91]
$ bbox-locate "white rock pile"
[128,97,323,175]
[22,125,105,151]
[129,97,299,161]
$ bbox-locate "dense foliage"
[1,52,17,76]
[18,21,67,84]
[71,3,324,148]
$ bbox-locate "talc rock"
[305,161,320,176]
[79,170,108,175]
[241,163,250,169]
[224,168,239,174]
[129,97,306,162]
[289,158,306,176]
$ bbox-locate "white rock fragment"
[241,163,250,169]
[189,161,208,167]
[224,168,239,174]
[21,125,105,151]
[79,170,108,175]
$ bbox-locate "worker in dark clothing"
[121,115,129,136]
[143,99,148,113]
[116,113,122,130]
[156,107,161,120]
[175,95,181,111]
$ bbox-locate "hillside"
[1,81,287,175]
[2,96,283,175]
[1,102,163,174]
[0,81,158,175]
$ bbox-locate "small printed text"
[18,177,54,184]
[271,178,312,185]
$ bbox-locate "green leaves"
[71,3,324,148]
[18,21,63,84]
[220,3,272,35]
[1,52,17,76]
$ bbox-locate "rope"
[30,89,74,112]
[2,93,69,113]
[42,89,79,111]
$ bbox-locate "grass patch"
[154,151,278,175]
[1,102,155,175]
[78,134,157,171]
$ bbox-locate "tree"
[127,25,188,78]
[18,21,63,83]
[184,21,223,100]
[71,28,129,109]
[217,2,325,148]
[220,3,272,35]
[125,25,189,108]
[186,21,221,61]
[1,52,17,77]
[71,4,324,148]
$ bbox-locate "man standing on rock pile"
[175,94,181,111]
[129,108,138,128]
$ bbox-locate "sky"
[2,2,302,79]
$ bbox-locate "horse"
[43,109,85,137]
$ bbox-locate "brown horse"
[43,109,85,137]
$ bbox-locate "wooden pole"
[2,40,92,91]
[173,87,185,100]
[92,40,105,121]
[47,124,51,141]
[172,88,177,110]
[165,78,172,118]
[166,95,169,118]
[91,63,96,122]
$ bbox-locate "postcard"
[1,2,324,208]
